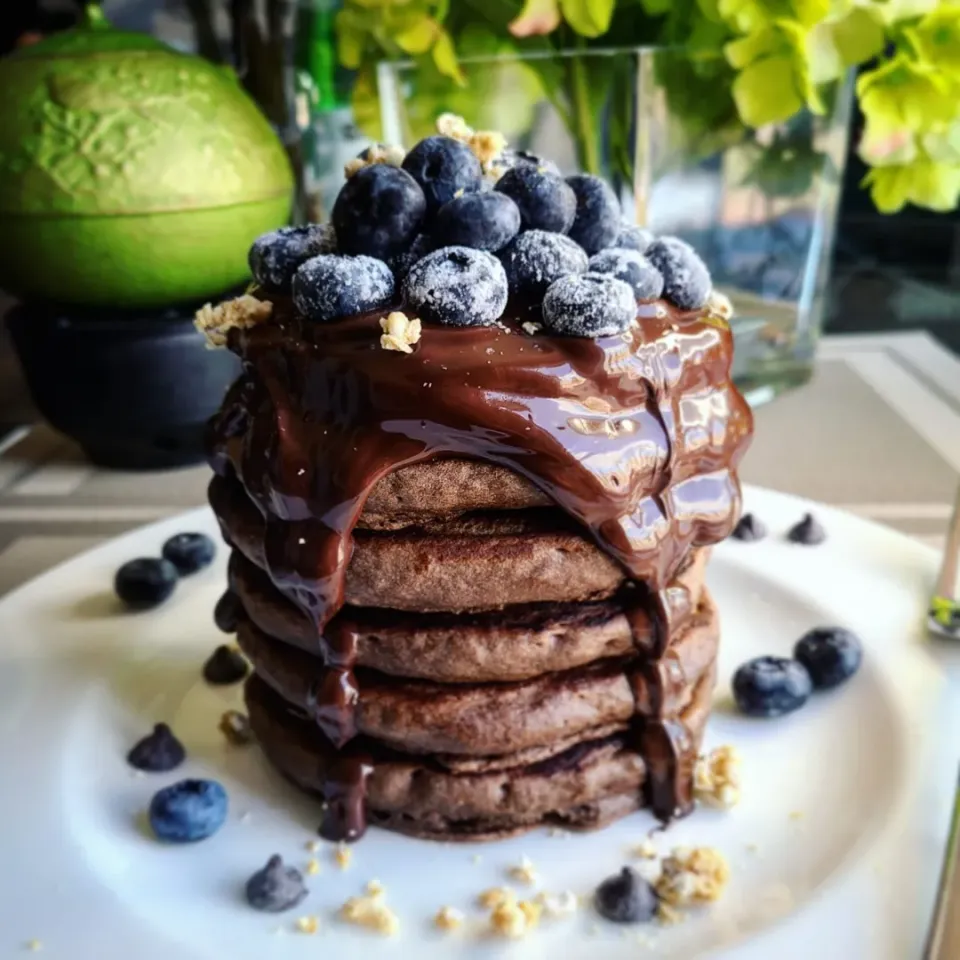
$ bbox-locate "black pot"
[6,299,240,470]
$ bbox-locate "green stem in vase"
[568,42,599,174]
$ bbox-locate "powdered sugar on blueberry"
[612,223,653,253]
[542,273,636,337]
[292,254,395,322]
[248,224,337,291]
[644,236,711,311]
[404,246,508,327]
[498,230,588,300]
[588,249,664,300]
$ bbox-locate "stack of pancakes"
[212,455,722,841]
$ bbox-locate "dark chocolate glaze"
[206,296,752,839]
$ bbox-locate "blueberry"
[404,246,508,327]
[162,532,215,575]
[332,164,426,259]
[495,163,576,234]
[732,656,813,718]
[387,234,431,284]
[401,135,482,214]
[613,223,654,253]
[246,855,308,913]
[432,192,521,253]
[115,558,178,610]
[248,224,337,291]
[793,627,863,690]
[787,512,826,545]
[292,254,394,323]
[731,512,767,542]
[149,779,228,843]
[126,722,185,773]
[587,249,664,300]
[503,149,561,176]
[498,230,588,300]
[566,174,621,254]
[203,644,249,685]
[542,273,636,338]
[594,867,658,923]
[644,236,712,311]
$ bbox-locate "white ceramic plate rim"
[0,483,956,960]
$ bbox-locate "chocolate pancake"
[205,222,753,839]
[239,594,717,756]
[213,475,726,613]
[245,667,715,841]
[228,547,708,682]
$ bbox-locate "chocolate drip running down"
[207,297,752,840]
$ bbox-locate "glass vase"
[377,47,854,406]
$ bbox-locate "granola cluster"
[194,295,273,348]
[379,310,422,353]
[436,113,508,175]
[344,143,406,179]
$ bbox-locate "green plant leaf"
[858,53,956,131]
[558,0,616,37]
[922,123,960,164]
[726,25,780,69]
[908,5,960,68]
[335,9,367,69]
[862,164,912,213]
[509,0,562,37]
[874,0,940,27]
[696,0,724,22]
[394,15,439,54]
[732,53,805,126]
[831,6,884,65]
[903,158,960,211]
[350,65,384,141]
[863,156,960,212]
[431,27,465,83]
[639,0,675,13]
[858,116,918,166]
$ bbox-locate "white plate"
[0,485,958,959]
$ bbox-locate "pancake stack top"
[201,117,754,844]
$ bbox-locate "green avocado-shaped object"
[0,5,293,307]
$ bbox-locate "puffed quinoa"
[655,847,730,907]
[694,745,742,809]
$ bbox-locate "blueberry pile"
[247,117,718,338]
[732,627,863,718]
[114,532,216,610]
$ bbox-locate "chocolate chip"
[731,513,766,542]
[246,855,309,912]
[126,722,186,772]
[202,645,249,685]
[594,867,658,923]
[787,512,825,545]
[214,590,242,633]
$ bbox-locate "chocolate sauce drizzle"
[207,298,752,840]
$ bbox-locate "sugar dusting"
[404,246,508,327]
